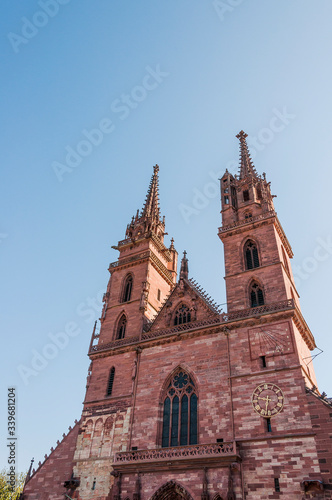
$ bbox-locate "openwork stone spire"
[236,130,258,179]
[125,164,165,241]
[179,250,189,280]
[141,164,161,222]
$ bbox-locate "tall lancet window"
[244,240,260,269]
[161,370,198,448]
[250,282,264,308]
[116,315,127,340]
[121,274,133,303]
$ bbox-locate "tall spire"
[179,250,189,280]
[125,164,165,242]
[236,130,258,179]
[141,164,161,222]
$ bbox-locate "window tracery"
[116,315,127,339]
[174,304,191,326]
[121,274,133,303]
[244,240,260,269]
[162,370,198,447]
[250,281,264,307]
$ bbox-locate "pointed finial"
[141,165,161,222]
[179,250,189,280]
[236,130,258,179]
[25,457,34,484]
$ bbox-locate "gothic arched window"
[116,315,127,339]
[162,370,198,447]
[107,367,115,396]
[250,282,264,308]
[244,240,260,269]
[121,274,133,303]
[174,304,191,326]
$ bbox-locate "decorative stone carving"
[139,281,150,311]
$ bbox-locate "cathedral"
[22,132,332,499]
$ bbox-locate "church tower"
[219,131,316,388]
[72,165,178,498]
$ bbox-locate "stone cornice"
[230,364,301,380]
[113,441,240,473]
[83,394,132,405]
[218,211,293,258]
[114,232,173,262]
[293,305,316,350]
[109,249,174,285]
[89,300,298,359]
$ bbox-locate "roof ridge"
[187,278,223,315]
[26,418,80,484]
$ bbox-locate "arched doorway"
[151,480,193,500]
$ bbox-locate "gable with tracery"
[149,277,220,332]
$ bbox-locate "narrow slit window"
[157,289,161,301]
[261,356,267,368]
[107,367,115,396]
[243,190,250,201]
[231,186,237,209]
[266,417,272,433]
[274,478,280,492]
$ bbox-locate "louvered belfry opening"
[116,315,127,339]
[121,274,133,303]
[162,370,198,448]
[250,282,264,308]
[245,240,260,270]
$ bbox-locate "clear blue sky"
[1,0,332,473]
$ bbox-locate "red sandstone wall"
[307,391,332,497]
[131,332,233,448]
[23,420,80,500]
[222,223,288,312]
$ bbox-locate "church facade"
[22,133,332,499]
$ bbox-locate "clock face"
[252,383,284,418]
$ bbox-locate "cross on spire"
[236,130,258,179]
[179,250,189,280]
